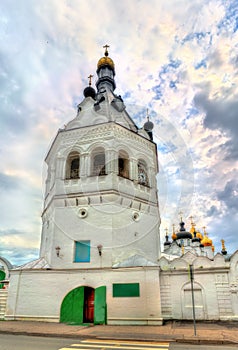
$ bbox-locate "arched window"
[66,152,80,179]
[118,150,129,179]
[137,159,149,186]
[92,147,106,176]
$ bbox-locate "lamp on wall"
[97,244,103,256]
[55,246,61,257]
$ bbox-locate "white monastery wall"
[159,251,238,321]
[5,267,162,325]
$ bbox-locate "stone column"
[56,155,65,179]
[230,282,238,316]
[84,153,91,177]
[148,166,154,188]
[45,165,51,197]
[130,158,138,181]
[105,149,118,174]
[50,165,55,191]
[79,154,87,177]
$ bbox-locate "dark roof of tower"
[176,221,193,239]
[83,86,96,99]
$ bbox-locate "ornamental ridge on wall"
[59,123,155,152]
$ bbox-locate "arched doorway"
[60,286,106,325]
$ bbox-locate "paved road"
[0,334,237,350]
[169,343,238,350]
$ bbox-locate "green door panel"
[0,271,6,289]
[60,286,84,324]
[94,286,107,325]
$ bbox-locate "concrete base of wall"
[108,318,163,325]
[5,315,59,322]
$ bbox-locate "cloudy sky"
[1,0,238,266]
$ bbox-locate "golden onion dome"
[172,232,177,240]
[196,231,203,240]
[97,55,115,70]
[171,224,177,240]
[97,44,115,70]
[190,224,196,238]
[201,233,212,247]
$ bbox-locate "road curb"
[0,329,237,345]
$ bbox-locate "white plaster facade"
[40,121,160,269]
[5,48,163,325]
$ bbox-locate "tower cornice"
[45,121,157,163]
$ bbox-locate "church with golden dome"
[163,216,216,260]
[0,46,238,324]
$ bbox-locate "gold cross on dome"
[178,210,183,222]
[221,239,226,250]
[103,44,110,55]
[189,216,196,226]
[88,74,93,86]
[164,228,168,236]
[146,108,150,121]
[103,44,110,50]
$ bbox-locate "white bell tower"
[40,46,161,269]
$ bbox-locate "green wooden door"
[94,286,107,325]
[0,271,6,289]
[60,286,84,324]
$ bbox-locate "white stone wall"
[158,251,238,321]
[5,267,162,325]
[5,251,238,324]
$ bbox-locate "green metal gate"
[0,271,6,289]
[94,286,107,324]
[60,285,107,325]
[60,286,84,324]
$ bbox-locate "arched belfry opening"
[91,147,106,176]
[137,159,149,186]
[118,150,129,179]
[65,151,80,179]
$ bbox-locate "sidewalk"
[0,320,238,345]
